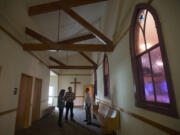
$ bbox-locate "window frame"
[129,4,178,118]
[103,54,110,98]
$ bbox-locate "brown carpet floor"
[15,108,101,135]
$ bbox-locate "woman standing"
[57,89,65,127]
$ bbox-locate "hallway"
[15,108,101,135]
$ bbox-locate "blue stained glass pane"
[140,14,144,20]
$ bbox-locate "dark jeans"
[85,104,91,123]
[65,102,74,120]
[58,108,64,126]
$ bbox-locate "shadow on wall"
[110,84,122,133]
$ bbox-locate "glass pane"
[135,24,146,55]
[140,53,155,101]
[48,97,53,105]
[150,47,170,103]
[137,9,147,29]
[145,11,159,48]
[49,86,54,96]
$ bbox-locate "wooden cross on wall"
[70,77,81,95]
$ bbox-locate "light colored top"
[85,93,91,106]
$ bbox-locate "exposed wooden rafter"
[49,56,66,66]
[58,34,95,43]
[49,65,96,70]
[78,51,97,67]
[29,0,107,16]
[24,43,112,52]
[23,27,113,52]
[61,8,113,46]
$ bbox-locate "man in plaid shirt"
[65,87,75,120]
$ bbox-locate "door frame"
[15,73,33,129]
[32,78,42,123]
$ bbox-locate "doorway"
[16,74,33,130]
[32,78,42,123]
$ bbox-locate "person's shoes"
[84,120,88,122]
[87,122,91,125]
[58,124,62,128]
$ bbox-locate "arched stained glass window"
[130,4,178,117]
[103,54,110,98]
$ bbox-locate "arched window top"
[135,9,159,55]
[130,4,178,118]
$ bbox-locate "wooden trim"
[15,73,33,128]
[74,105,84,108]
[34,34,95,47]
[78,51,98,67]
[119,108,180,135]
[58,34,95,44]
[49,56,66,66]
[96,97,110,105]
[24,28,113,52]
[50,95,84,98]
[0,108,17,116]
[49,65,96,70]
[59,73,91,76]
[0,26,49,69]
[29,0,108,16]
[76,96,84,98]
[49,96,58,98]
[95,98,180,135]
[23,43,112,52]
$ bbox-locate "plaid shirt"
[65,92,75,102]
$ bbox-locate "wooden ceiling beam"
[24,27,113,52]
[58,34,95,44]
[23,43,112,52]
[78,51,97,67]
[49,65,96,70]
[49,56,66,66]
[61,8,113,46]
[29,0,107,16]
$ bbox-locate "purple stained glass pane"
[150,47,170,103]
[140,53,155,101]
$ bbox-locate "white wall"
[94,0,180,134]
[0,29,50,135]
